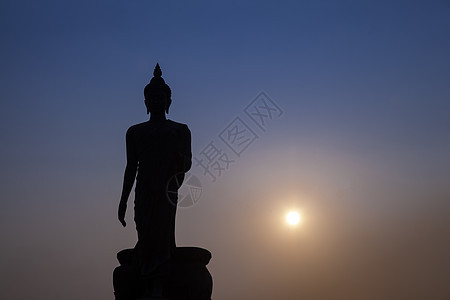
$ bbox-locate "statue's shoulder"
[167,119,190,131]
[126,121,149,136]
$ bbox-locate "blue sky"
[1,1,450,299]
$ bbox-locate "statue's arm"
[180,125,192,173]
[118,127,138,227]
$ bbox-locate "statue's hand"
[118,202,127,227]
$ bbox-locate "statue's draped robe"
[126,119,192,276]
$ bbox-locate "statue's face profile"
[145,90,169,115]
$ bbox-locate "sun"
[286,211,301,226]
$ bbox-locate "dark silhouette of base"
[113,247,213,300]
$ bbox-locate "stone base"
[113,247,213,300]
[136,298,170,300]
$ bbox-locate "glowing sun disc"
[286,211,300,225]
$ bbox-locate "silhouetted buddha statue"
[117,63,192,297]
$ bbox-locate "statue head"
[144,63,172,115]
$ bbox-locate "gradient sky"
[1,1,450,299]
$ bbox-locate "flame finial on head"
[153,63,162,78]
